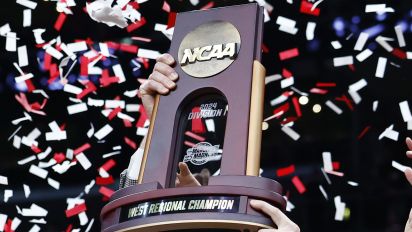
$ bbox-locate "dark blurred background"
[0,0,412,231]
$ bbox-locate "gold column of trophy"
[101,3,286,232]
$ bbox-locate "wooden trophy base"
[101,176,286,232]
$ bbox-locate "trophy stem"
[138,94,160,184]
[246,61,266,176]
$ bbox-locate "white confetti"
[11,217,21,231]
[17,155,36,165]
[0,214,7,232]
[88,98,105,107]
[94,124,113,140]
[23,184,30,198]
[265,74,282,85]
[6,32,17,52]
[379,124,399,141]
[373,100,379,112]
[137,48,161,60]
[113,64,126,83]
[4,190,13,203]
[29,165,48,179]
[399,101,412,122]
[47,178,60,190]
[76,153,92,170]
[333,56,353,67]
[67,103,88,115]
[392,160,408,172]
[67,41,88,53]
[306,22,316,40]
[331,41,342,49]
[322,152,333,172]
[347,181,359,186]
[281,126,300,141]
[356,49,373,62]
[28,225,41,232]
[85,180,95,194]
[276,16,298,35]
[375,57,387,78]
[20,204,48,217]
[136,127,148,136]
[334,196,345,221]
[16,0,37,9]
[280,77,294,89]
[0,176,8,185]
[375,36,394,52]
[354,32,369,51]
[23,9,32,27]
[205,119,215,132]
[319,185,328,200]
[37,147,52,160]
[325,100,342,115]
[365,4,394,14]
[394,25,406,47]
[105,100,125,108]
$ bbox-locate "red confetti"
[184,140,196,147]
[54,153,66,164]
[310,88,328,94]
[136,106,147,128]
[280,116,298,125]
[348,64,356,71]
[80,56,89,77]
[185,131,206,142]
[392,48,407,59]
[167,12,177,29]
[65,224,73,232]
[292,97,302,117]
[4,219,13,232]
[100,159,116,172]
[65,203,87,218]
[31,145,42,154]
[124,136,137,149]
[43,53,52,71]
[332,162,340,170]
[99,186,115,198]
[126,17,147,33]
[96,176,115,185]
[54,13,67,31]
[282,68,293,78]
[201,1,215,10]
[279,48,299,61]
[108,107,122,120]
[74,143,91,155]
[335,94,354,111]
[357,125,371,140]
[292,176,306,194]
[262,43,269,53]
[316,82,336,87]
[300,0,320,16]
[123,119,133,127]
[119,43,139,53]
[273,102,290,117]
[191,107,206,134]
[162,1,170,12]
[276,165,295,177]
[25,79,36,92]
[77,82,97,99]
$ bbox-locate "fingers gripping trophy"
[101,4,292,232]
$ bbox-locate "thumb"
[178,162,192,176]
[405,167,412,186]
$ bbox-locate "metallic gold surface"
[246,61,266,176]
[138,94,160,183]
[115,219,273,232]
[178,21,241,78]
